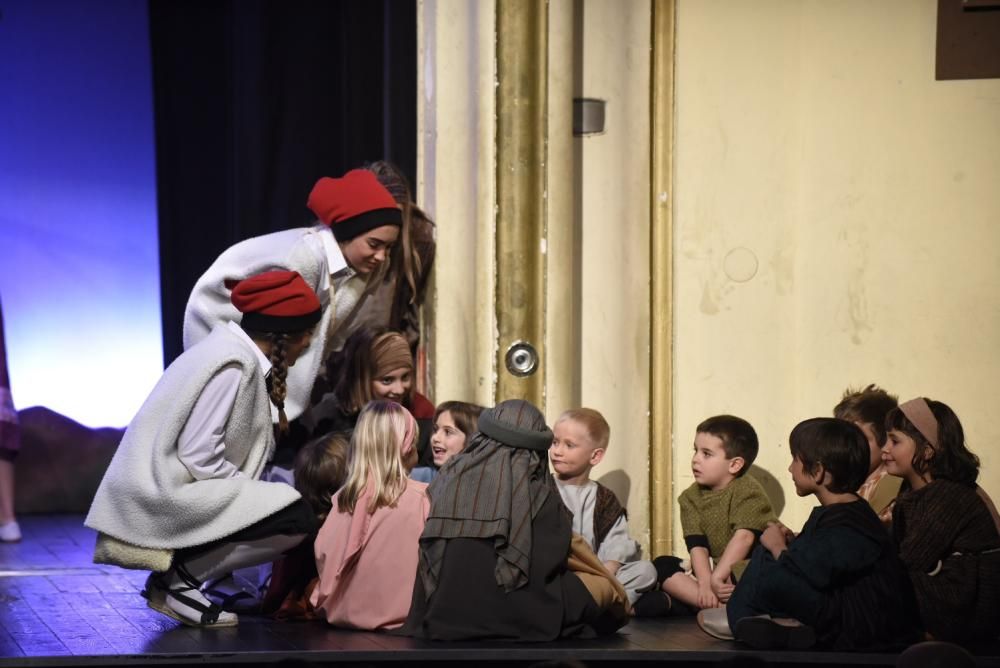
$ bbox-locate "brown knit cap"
[371,331,413,378]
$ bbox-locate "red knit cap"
[307,169,402,242]
[229,270,322,333]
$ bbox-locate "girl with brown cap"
[86,271,322,628]
[307,327,435,464]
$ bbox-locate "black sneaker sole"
[735,616,816,650]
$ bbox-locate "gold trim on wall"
[649,0,676,556]
[495,0,548,406]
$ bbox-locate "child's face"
[788,455,819,497]
[691,432,742,491]
[371,366,412,403]
[853,420,883,475]
[549,419,603,482]
[882,429,923,483]
[430,410,467,467]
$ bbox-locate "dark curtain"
[149,0,416,366]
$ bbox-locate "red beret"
[230,271,322,333]
[307,169,402,242]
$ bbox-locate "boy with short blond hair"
[652,415,776,613]
[550,408,660,613]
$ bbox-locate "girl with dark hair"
[308,327,435,462]
[882,398,1000,642]
[86,271,321,628]
[355,160,436,353]
[410,400,485,483]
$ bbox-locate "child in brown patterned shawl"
[883,398,1000,643]
[400,399,625,640]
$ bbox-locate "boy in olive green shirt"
[652,415,775,612]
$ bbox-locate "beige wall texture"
[672,0,1000,550]
[573,0,653,544]
[419,0,655,543]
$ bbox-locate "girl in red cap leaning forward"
[86,271,322,628]
[183,169,403,424]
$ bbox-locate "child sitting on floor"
[549,408,659,614]
[652,415,775,613]
[261,431,350,618]
[411,400,484,483]
[833,384,901,526]
[708,417,917,650]
[882,398,1000,643]
[310,400,430,630]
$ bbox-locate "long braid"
[268,333,290,434]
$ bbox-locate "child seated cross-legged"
[410,401,485,483]
[652,416,776,614]
[310,400,430,630]
[261,431,350,619]
[712,417,918,651]
[882,398,1000,643]
[549,408,659,614]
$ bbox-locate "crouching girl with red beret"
[86,271,322,628]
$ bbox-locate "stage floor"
[1,515,998,667]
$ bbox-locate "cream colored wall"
[572,0,653,545]
[419,0,656,545]
[673,0,1000,551]
[417,0,497,409]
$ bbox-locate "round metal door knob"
[505,341,539,377]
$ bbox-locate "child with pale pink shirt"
[311,399,430,630]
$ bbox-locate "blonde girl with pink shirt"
[310,399,430,630]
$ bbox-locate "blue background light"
[0,0,162,428]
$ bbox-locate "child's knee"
[652,555,685,586]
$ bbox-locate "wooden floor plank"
[2,515,999,668]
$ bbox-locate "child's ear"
[589,447,606,467]
[728,456,746,476]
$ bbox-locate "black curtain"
[149,0,416,366]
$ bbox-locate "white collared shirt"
[176,322,271,481]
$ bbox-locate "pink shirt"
[310,477,429,630]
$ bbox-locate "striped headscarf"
[416,399,555,598]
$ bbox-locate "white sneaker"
[0,520,21,542]
[697,607,735,640]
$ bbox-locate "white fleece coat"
[183,226,374,422]
[85,325,301,552]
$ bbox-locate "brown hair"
[696,415,758,475]
[435,401,486,440]
[294,431,350,522]
[244,328,312,435]
[885,398,980,486]
[365,160,434,306]
[329,327,414,414]
[833,384,898,448]
[556,408,611,450]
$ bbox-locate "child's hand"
[760,523,789,558]
[709,575,735,603]
[697,580,720,609]
[603,560,622,576]
[774,520,796,543]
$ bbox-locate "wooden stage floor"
[1,515,998,667]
